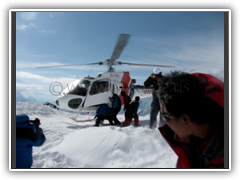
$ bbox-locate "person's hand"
[34,118,41,128]
[35,118,41,127]
[150,73,154,78]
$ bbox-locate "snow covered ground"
[16,101,177,169]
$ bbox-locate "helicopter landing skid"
[69,108,95,122]
[70,108,88,122]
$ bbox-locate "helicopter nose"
[56,100,59,106]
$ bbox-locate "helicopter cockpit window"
[67,79,90,96]
[89,80,110,95]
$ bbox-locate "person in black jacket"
[122,96,140,127]
[144,67,164,129]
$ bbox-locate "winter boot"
[122,119,130,126]
[113,117,121,126]
[134,119,140,127]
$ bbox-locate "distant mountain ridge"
[16,79,38,103]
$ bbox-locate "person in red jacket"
[156,70,224,168]
[121,91,131,111]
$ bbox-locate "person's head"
[121,91,126,96]
[153,67,162,80]
[157,70,217,137]
[135,96,140,102]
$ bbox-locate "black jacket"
[126,100,139,116]
[144,76,162,101]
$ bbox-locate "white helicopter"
[37,34,174,120]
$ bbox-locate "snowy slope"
[16,102,177,168]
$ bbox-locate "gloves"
[34,118,41,129]
[29,118,41,129]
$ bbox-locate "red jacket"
[159,73,225,168]
[123,95,131,109]
[159,123,224,168]
[193,73,224,108]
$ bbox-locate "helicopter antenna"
[189,69,195,73]
[67,84,70,91]
[88,67,93,77]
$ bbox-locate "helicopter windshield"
[89,80,111,95]
[67,79,90,96]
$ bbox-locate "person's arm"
[32,127,46,146]
[144,75,154,87]
[31,119,46,146]
[109,97,114,102]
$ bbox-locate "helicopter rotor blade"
[118,61,175,68]
[110,34,131,62]
[36,62,103,68]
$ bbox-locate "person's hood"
[16,114,29,124]
[16,114,35,129]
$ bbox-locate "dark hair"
[121,91,126,96]
[157,70,213,125]
[135,96,140,101]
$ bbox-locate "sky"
[15,10,225,104]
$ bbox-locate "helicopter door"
[85,79,112,107]
[112,84,118,94]
[114,84,119,94]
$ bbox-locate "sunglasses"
[161,113,174,122]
